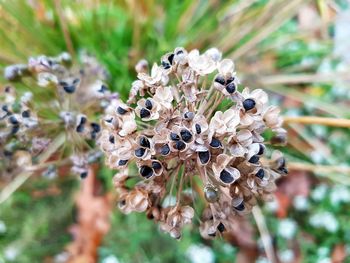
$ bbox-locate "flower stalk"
[284,116,350,128]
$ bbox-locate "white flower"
[309,211,339,233]
[186,244,215,263]
[255,257,270,263]
[293,195,309,211]
[317,258,331,263]
[311,184,328,201]
[265,197,279,212]
[278,249,295,263]
[4,246,19,261]
[278,219,297,239]
[0,220,6,233]
[54,252,70,263]
[330,185,350,205]
[317,247,330,257]
[102,255,121,263]
[188,50,216,76]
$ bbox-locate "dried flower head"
[99,47,287,239]
[1,52,116,181]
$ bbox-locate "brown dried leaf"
[275,171,311,218]
[332,244,346,263]
[66,166,112,263]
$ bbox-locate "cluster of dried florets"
[1,52,117,180]
[100,47,287,239]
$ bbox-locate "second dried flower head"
[99,47,287,239]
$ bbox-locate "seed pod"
[204,185,219,203]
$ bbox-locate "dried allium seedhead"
[99,47,287,239]
[1,52,117,180]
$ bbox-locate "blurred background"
[1,0,350,262]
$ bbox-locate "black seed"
[59,81,68,86]
[2,105,9,113]
[195,124,201,134]
[139,136,150,148]
[180,129,192,142]
[170,132,180,141]
[117,106,127,115]
[140,165,154,179]
[99,84,108,93]
[243,98,256,111]
[145,99,153,110]
[248,155,260,164]
[277,158,288,174]
[198,151,210,164]
[21,110,30,118]
[161,61,171,69]
[118,160,128,166]
[105,117,113,123]
[76,124,84,133]
[140,108,151,118]
[152,161,162,171]
[225,82,236,94]
[4,150,13,157]
[175,140,186,151]
[258,144,265,155]
[217,222,225,233]
[226,76,235,84]
[11,125,20,134]
[135,148,146,157]
[118,199,126,207]
[91,123,101,133]
[279,167,288,174]
[255,169,265,179]
[176,50,184,55]
[160,144,170,155]
[80,172,88,179]
[208,232,216,237]
[9,116,19,125]
[79,116,87,125]
[109,135,115,144]
[214,75,225,85]
[168,53,174,64]
[184,111,194,120]
[63,85,76,93]
[91,131,97,139]
[234,201,245,211]
[220,169,234,184]
[210,138,222,148]
[73,78,80,85]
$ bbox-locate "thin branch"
[0,133,65,204]
[252,206,276,263]
[288,162,350,174]
[54,0,75,56]
[284,116,350,128]
[260,72,350,85]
